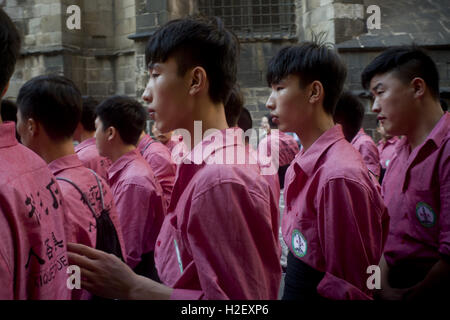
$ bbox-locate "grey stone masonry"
[2,0,448,141]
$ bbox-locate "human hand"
[67,243,140,300]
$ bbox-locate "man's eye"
[276,86,283,91]
[151,73,160,78]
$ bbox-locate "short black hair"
[237,107,252,133]
[0,8,21,95]
[225,85,243,127]
[1,99,17,123]
[440,99,448,112]
[145,16,239,105]
[333,91,365,142]
[81,96,99,132]
[17,75,82,141]
[1,99,20,141]
[267,42,347,115]
[96,95,147,146]
[361,46,440,99]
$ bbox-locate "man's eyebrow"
[371,83,382,92]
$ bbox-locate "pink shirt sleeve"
[439,155,450,257]
[114,183,162,269]
[145,152,176,208]
[359,140,381,177]
[0,208,14,299]
[171,182,280,300]
[317,178,388,298]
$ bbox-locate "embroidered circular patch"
[292,229,307,258]
[415,202,436,228]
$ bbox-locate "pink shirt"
[138,134,176,208]
[351,128,381,177]
[74,137,111,181]
[248,144,280,202]
[377,136,401,169]
[0,122,71,300]
[382,113,450,268]
[108,149,165,269]
[155,128,281,300]
[49,154,126,299]
[258,130,300,169]
[165,134,183,153]
[282,124,389,299]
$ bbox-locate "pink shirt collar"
[74,137,96,153]
[0,122,18,148]
[107,148,141,181]
[185,127,245,165]
[396,112,449,191]
[48,154,85,175]
[293,124,345,176]
[137,134,154,151]
[377,136,400,148]
[351,128,365,145]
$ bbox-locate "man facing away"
[0,8,70,300]
[73,96,111,181]
[16,75,126,299]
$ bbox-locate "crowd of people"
[0,8,448,300]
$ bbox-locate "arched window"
[198,0,296,39]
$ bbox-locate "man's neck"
[109,144,136,164]
[296,109,335,152]
[79,131,95,143]
[407,99,444,151]
[40,139,76,164]
[188,101,229,149]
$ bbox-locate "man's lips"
[271,115,280,125]
[148,109,156,120]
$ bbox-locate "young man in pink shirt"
[67,16,281,300]
[16,75,126,299]
[266,44,389,300]
[376,119,400,170]
[362,46,449,301]
[137,126,176,209]
[73,96,111,181]
[95,95,165,281]
[0,8,70,300]
[334,91,381,179]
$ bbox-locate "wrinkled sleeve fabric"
[439,148,450,258]
[114,183,154,269]
[147,152,176,208]
[316,178,384,300]
[359,140,381,177]
[172,182,279,300]
[0,206,14,299]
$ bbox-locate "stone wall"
[2,0,449,141]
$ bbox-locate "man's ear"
[107,126,116,141]
[188,66,208,96]
[1,82,10,99]
[27,118,39,137]
[309,80,324,104]
[411,77,426,99]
